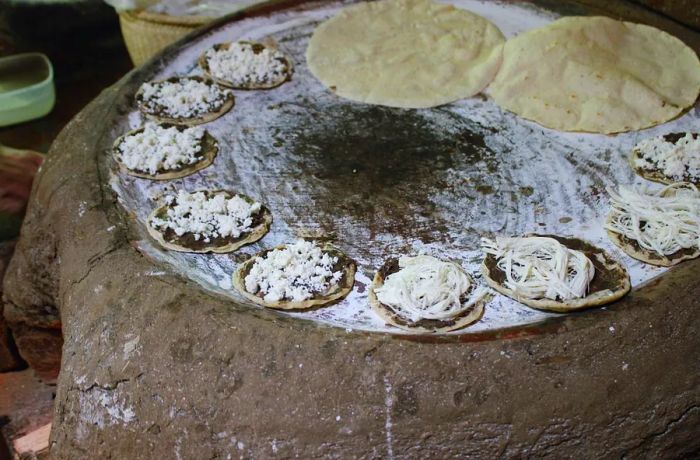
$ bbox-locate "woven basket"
[118,10,213,66]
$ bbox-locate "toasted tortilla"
[198,41,293,90]
[629,133,700,187]
[481,234,630,312]
[606,216,700,267]
[368,258,487,333]
[306,0,504,108]
[135,76,235,126]
[113,126,218,180]
[232,244,356,310]
[490,16,700,133]
[147,191,271,254]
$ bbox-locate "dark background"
[0,0,132,152]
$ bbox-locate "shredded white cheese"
[634,133,700,181]
[139,78,232,118]
[117,125,205,175]
[481,236,595,301]
[205,42,288,87]
[150,190,262,243]
[374,255,483,323]
[605,183,700,257]
[244,240,343,303]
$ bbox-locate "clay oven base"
[3,0,700,458]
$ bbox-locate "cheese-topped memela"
[117,125,205,175]
[204,42,288,87]
[150,190,262,243]
[634,133,700,182]
[244,240,344,303]
[139,78,232,118]
[606,183,700,256]
[374,255,480,322]
[481,236,595,301]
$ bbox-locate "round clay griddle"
[111,0,700,335]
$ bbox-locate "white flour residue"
[110,0,695,335]
[123,335,140,360]
[78,388,137,429]
[383,375,395,460]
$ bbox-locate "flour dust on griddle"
[110,0,700,335]
[271,102,499,245]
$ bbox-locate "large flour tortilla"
[306,0,505,109]
[490,16,700,134]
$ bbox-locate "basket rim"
[119,8,214,27]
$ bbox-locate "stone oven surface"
[3,0,699,458]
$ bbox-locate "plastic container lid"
[0,53,55,127]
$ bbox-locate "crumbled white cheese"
[244,240,343,303]
[139,78,232,118]
[150,190,262,243]
[374,255,483,323]
[482,236,595,301]
[117,124,205,175]
[205,42,288,87]
[634,133,700,181]
[605,183,700,256]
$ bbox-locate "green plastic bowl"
[0,53,55,127]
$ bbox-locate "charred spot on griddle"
[271,102,500,241]
[662,132,697,144]
[286,104,496,191]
